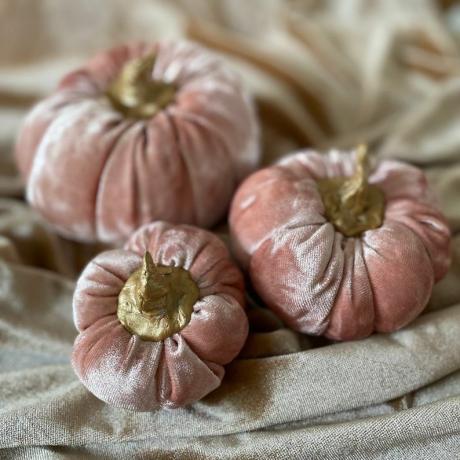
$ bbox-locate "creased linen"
[1,0,460,458]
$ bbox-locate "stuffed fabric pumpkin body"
[71,222,248,411]
[15,41,260,243]
[229,149,451,341]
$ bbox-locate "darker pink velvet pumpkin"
[229,149,451,341]
[15,41,260,243]
[71,222,248,411]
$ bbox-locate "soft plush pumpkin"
[71,221,248,410]
[229,146,451,341]
[15,41,260,243]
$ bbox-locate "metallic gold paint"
[106,53,176,119]
[116,251,199,342]
[317,145,385,237]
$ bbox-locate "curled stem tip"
[341,143,368,206]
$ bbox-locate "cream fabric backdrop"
[1,0,460,458]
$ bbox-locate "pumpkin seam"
[93,119,137,240]
[91,260,128,285]
[360,237,382,332]
[388,213,440,273]
[79,316,119,377]
[314,229,345,334]
[169,106,239,194]
[132,122,147,229]
[164,108,198,225]
[387,217,437,276]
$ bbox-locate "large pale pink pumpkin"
[71,221,248,411]
[229,148,451,341]
[15,41,260,243]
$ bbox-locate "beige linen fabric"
[1,0,460,458]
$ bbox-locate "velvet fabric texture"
[230,149,452,341]
[15,40,260,243]
[71,221,248,411]
[5,1,460,458]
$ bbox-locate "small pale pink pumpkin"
[15,41,260,243]
[229,147,451,341]
[71,221,248,410]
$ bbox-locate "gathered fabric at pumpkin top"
[15,40,260,244]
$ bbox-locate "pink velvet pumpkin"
[15,41,260,243]
[229,148,451,341]
[71,221,248,410]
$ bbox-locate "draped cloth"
[1,0,460,458]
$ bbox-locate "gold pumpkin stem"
[106,53,176,119]
[317,145,385,237]
[117,251,199,342]
[341,144,369,211]
[137,252,169,314]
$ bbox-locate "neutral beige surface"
[1,0,460,458]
